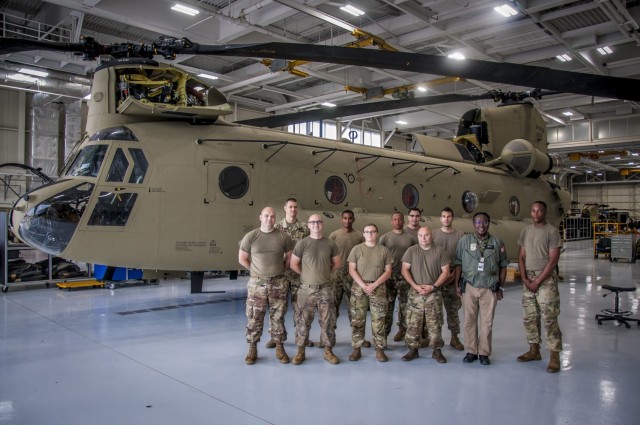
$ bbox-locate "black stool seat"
[596,285,640,328]
[601,284,636,293]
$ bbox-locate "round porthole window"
[325,175,347,204]
[509,195,520,217]
[462,190,478,213]
[402,184,419,209]
[219,166,249,199]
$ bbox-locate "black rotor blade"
[237,93,496,128]
[187,43,640,102]
[0,38,86,55]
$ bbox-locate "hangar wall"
[572,182,640,218]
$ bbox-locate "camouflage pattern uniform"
[401,244,450,350]
[329,229,364,323]
[432,228,465,335]
[275,218,309,340]
[518,224,563,352]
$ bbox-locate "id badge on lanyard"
[477,256,485,272]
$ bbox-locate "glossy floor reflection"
[1,239,639,425]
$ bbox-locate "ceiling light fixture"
[494,4,517,17]
[171,3,199,16]
[417,86,427,92]
[448,52,466,60]
[321,102,336,107]
[614,156,621,160]
[556,54,572,62]
[197,73,218,80]
[340,5,365,16]
[597,46,613,55]
[19,68,49,78]
[395,120,407,125]
[562,111,573,116]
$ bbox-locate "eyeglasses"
[308,220,323,225]
[363,230,378,234]
[474,221,488,226]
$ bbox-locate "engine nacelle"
[500,138,562,178]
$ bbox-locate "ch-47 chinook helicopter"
[3,36,639,292]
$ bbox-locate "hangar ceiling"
[1,0,640,176]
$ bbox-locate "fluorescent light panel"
[448,52,465,60]
[172,3,199,16]
[556,54,572,62]
[562,111,573,116]
[417,86,427,92]
[494,4,517,17]
[597,46,613,55]
[19,68,48,77]
[340,5,364,16]
[321,102,336,107]
[395,120,407,125]
[197,73,218,80]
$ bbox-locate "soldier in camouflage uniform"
[238,207,294,365]
[264,198,310,349]
[400,226,450,363]
[432,207,465,351]
[290,214,341,365]
[454,212,508,366]
[379,212,417,341]
[347,224,393,362]
[328,211,365,338]
[517,201,563,373]
[405,208,429,347]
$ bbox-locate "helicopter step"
[56,280,104,291]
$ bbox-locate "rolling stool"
[595,285,640,328]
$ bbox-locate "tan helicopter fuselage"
[11,62,570,274]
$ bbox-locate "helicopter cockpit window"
[66,145,108,178]
[325,176,347,204]
[462,190,479,213]
[88,192,138,226]
[509,196,521,217]
[219,166,249,199]
[106,148,129,182]
[128,148,148,184]
[402,184,419,209]
[89,126,138,142]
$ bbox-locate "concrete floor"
[1,239,639,425]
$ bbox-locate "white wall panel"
[574,183,640,218]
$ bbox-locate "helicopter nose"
[12,181,94,255]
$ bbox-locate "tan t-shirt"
[240,228,294,277]
[329,229,364,269]
[404,226,419,238]
[517,223,562,271]
[379,231,417,272]
[293,237,339,285]
[432,228,465,260]
[401,244,450,285]
[347,243,393,282]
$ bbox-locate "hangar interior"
[1,1,640,424]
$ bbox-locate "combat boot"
[324,347,339,364]
[349,347,361,361]
[450,334,464,351]
[292,346,305,365]
[402,348,419,362]
[393,327,406,342]
[245,343,257,365]
[275,343,289,364]
[375,348,388,362]
[265,339,276,349]
[432,349,447,363]
[517,343,542,362]
[547,351,560,373]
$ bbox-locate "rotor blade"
[187,43,640,102]
[0,38,86,55]
[236,93,496,128]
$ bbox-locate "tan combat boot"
[324,347,339,364]
[393,327,406,342]
[432,349,447,363]
[375,348,388,362]
[245,343,257,365]
[292,346,305,365]
[402,348,419,362]
[547,351,560,373]
[349,347,362,361]
[275,343,289,364]
[450,334,464,351]
[265,339,276,349]
[517,343,542,362]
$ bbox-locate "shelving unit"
[593,222,619,259]
[562,217,592,240]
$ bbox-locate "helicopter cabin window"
[462,190,479,213]
[325,176,347,204]
[106,148,129,182]
[66,145,108,178]
[509,196,521,216]
[402,184,419,209]
[88,192,138,226]
[89,126,138,142]
[219,166,249,199]
[128,149,149,184]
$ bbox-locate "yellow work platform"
[56,280,105,291]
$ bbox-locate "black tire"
[1,286,8,293]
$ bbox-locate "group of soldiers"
[238,198,563,373]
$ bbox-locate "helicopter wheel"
[1,286,8,293]
[108,282,116,290]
